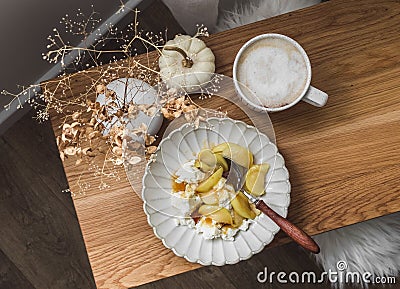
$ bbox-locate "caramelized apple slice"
[213,142,253,169]
[198,149,217,167]
[250,202,261,216]
[232,209,244,228]
[198,205,233,224]
[196,167,223,193]
[244,163,270,196]
[197,149,229,172]
[211,143,229,153]
[199,190,219,205]
[231,191,256,219]
[194,159,213,173]
[215,153,229,171]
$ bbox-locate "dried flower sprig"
[1,5,218,195]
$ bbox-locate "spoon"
[224,158,320,254]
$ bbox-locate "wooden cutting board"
[47,0,400,287]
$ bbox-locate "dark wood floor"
[0,1,398,289]
[0,109,95,288]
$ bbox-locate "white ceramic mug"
[233,34,328,112]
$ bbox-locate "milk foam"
[237,37,308,108]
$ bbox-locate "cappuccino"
[237,36,308,109]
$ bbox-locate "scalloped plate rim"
[141,117,291,266]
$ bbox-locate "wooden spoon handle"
[256,200,320,254]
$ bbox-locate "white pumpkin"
[158,35,215,90]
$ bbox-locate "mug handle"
[302,86,328,107]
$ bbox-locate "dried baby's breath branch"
[1,5,218,196]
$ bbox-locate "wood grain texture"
[0,249,36,289]
[46,0,400,287]
[0,109,96,289]
[255,200,320,254]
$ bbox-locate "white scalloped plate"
[142,118,290,266]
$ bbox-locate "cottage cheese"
[194,216,253,241]
[171,158,254,241]
[175,160,205,184]
[195,217,221,239]
[174,217,196,228]
[171,192,202,217]
[171,182,202,217]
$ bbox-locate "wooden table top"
[47,0,400,288]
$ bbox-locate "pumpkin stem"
[164,46,194,68]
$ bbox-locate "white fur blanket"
[313,213,400,287]
[216,0,321,31]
